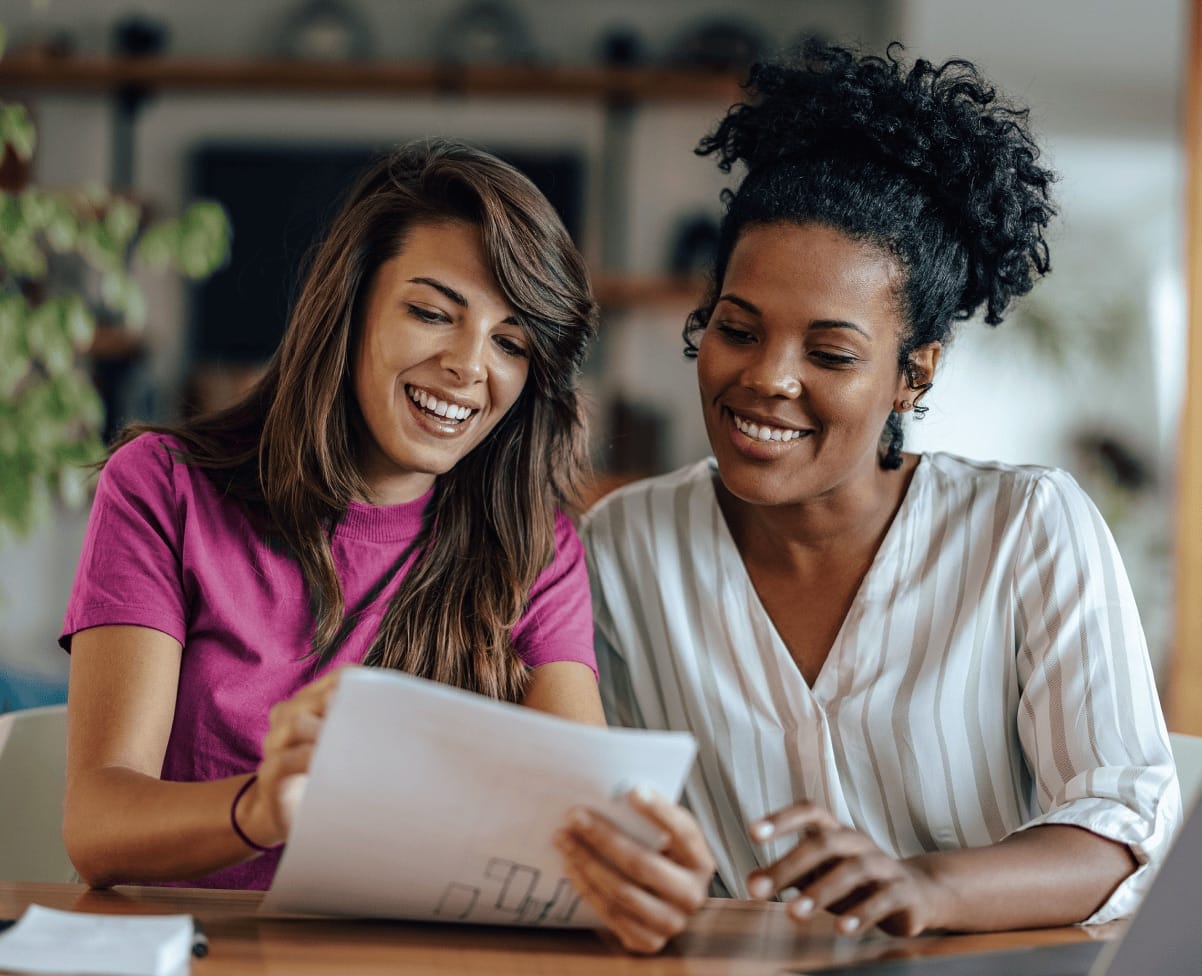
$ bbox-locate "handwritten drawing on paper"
[434,860,582,925]
[261,668,696,927]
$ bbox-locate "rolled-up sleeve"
[1011,469,1181,923]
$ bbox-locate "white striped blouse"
[581,453,1181,923]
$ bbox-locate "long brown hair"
[116,140,598,702]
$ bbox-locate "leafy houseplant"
[0,23,230,540]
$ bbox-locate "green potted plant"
[0,22,230,542]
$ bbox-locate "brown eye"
[811,351,856,366]
[495,335,528,358]
[717,323,755,344]
[407,304,449,323]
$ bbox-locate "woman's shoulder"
[579,459,715,537]
[102,432,188,489]
[922,451,1080,491]
[919,451,1095,522]
[103,431,240,514]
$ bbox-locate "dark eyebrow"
[716,293,761,316]
[409,276,467,307]
[408,276,520,326]
[811,319,870,339]
[717,293,870,339]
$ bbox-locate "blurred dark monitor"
[190,143,585,364]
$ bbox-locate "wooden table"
[0,882,1115,975]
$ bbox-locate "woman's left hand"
[554,787,715,954]
[746,802,952,937]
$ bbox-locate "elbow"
[63,830,113,888]
[62,802,122,888]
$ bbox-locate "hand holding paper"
[262,667,697,928]
[556,783,717,953]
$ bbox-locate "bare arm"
[905,824,1136,931]
[521,661,606,726]
[65,625,336,887]
[747,803,1136,936]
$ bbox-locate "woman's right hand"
[236,667,348,849]
[554,787,715,954]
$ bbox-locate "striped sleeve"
[1010,469,1182,923]
[586,532,646,731]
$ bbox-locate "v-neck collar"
[704,455,930,706]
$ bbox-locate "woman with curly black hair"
[559,42,1181,951]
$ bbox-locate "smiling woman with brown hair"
[58,140,609,893]
[562,42,1182,951]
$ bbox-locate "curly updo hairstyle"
[684,41,1057,468]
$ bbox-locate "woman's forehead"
[723,223,901,317]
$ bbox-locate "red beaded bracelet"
[231,775,280,853]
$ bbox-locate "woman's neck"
[717,452,921,568]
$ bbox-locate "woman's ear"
[894,341,942,413]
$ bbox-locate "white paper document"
[0,905,193,976]
[261,668,697,927]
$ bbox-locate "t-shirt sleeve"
[510,511,597,678]
[1010,469,1181,924]
[59,434,189,650]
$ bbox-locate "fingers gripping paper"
[261,669,697,927]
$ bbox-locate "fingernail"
[748,876,772,899]
[779,886,800,903]
[789,897,815,918]
[750,821,774,842]
[569,809,591,830]
[840,916,861,933]
[631,785,654,804]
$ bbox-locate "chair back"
[0,703,76,882]
[1169,731,1202,812]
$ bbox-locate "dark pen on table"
[192,917,209,958]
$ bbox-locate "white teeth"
[733,413,803,442]
[407,386,475,424]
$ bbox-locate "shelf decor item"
[664,17,765,74]
[434,0,536,67]
[275,0,372,62]
[0,23,230,541]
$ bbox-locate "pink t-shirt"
[60,433,596,890]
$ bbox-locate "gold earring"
[898,399,913,411]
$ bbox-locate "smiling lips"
[406,384,478,425]
[730,409,809,443]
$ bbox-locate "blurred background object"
[435,0,537,66]
[276,0,372,62]
[0,0,1188,719]
[663,16,765,74]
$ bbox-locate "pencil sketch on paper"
[434,858,582,925]
[434,882,480,920]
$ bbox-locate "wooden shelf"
[594,274,707,310]
[0,52,744,102]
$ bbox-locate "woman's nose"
[740,353,803,398]
[440,328,488,384]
